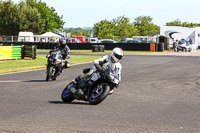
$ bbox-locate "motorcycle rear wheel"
[89,83,110,105]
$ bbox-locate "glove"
[94,64,103,72]
[112,79,119,88]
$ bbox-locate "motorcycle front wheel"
[51,65,61,81]
[89,83,110,105]
[61,83,75,103]
[46,66,54,81]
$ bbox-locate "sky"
[11,0,200,28]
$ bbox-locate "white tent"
[39,32,62,37]
[38,32,62,42]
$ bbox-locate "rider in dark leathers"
[59,38,70,70]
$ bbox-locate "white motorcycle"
[46,48,63,81]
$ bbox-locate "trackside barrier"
[0,46,21,60]
[66,43,152,51]
[158,43,164,52]
[22,45,37,59]
[150,43,155,52]
[0,41,165,52]
[92,45,105,52]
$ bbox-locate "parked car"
[119,38,134,43]
[127,40,139,43]
[90,38,99,43]
[177,40,198,52]
[100,39,116,43]
[148,40,157,43]
[177,40,189,52]
[140,40,156,43]
[119,38,127,43]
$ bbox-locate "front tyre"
[89,83,110,105]
[61,84,75,103]
[46,66,53,81]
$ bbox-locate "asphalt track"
[1,54,200,133]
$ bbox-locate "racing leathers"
[94,55,122,85]
[60,44,70,68]
[74,55,122,89]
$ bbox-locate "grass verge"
[0,55,101,74]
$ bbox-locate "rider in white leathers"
[73,47,123,94]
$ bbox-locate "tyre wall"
[0,41,164,52]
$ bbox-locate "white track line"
[0,80,21,83]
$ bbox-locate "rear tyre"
[89,83,110,105]
[61,84,75,103]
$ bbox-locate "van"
[90,38,99,43]
[18,32,34,42]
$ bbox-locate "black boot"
[63,61,70,69]
[63,63,67,69]
[72,75,81,86]
[60,67,63,73]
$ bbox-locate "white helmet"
[111,47,123,63]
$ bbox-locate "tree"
[0,0,65,35]
[0,0,19,35]
[26,0,65,32]
[134,16,159,36]
[18,1,45,34]
[93,19,115,37]
[166,19,182,26]
[113,16,139,37]
[93,16,157,38]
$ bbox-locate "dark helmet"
[59,38,66,47]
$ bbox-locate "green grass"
[0,55,101,74]
[0,49,167,74]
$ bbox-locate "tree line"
[166,19,200,28]
[65,16,200,38]
[64,27,92,37]
[0,0,64,36]
[93,16,159,38]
